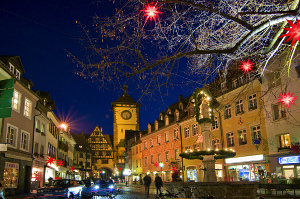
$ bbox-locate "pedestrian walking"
[154,173,163,196]
[143,174,152,197]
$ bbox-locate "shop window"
[226,132,234,147]
[251,125,261,142]
[238,129,247,145]
[224,105,231,119]
[4,162,19,188]
[278,133,291,149]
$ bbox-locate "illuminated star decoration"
[239,60,254,73]
[278,91,298,108]
[70,166,75,171]
[141,2,162,23]
[46,157,55,165]
[57,160,64,166]
[280,19,300,49]
[154,162,159,167]
[291,143,300,153]
[172,167,177,171]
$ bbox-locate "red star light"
[278,91,298,108]
[70,166,75,171]
[57,160,64,166]
[154,162,159,167]
[291,143,300,153]
[141,3,162,23]
[239,60,254,73]
[280,19,300,49]
[46,157,55,165]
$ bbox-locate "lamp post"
[159,162,163,181]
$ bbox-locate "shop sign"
[0,143,7,151]
[225,154,264,164]
[5,162,19,169]
[278,156,300,165]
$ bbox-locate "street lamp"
[159,162,164,181]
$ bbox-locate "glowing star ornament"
[141,3,162,23]
[154,162,159,167]
[57,160,64,166]
[46,157,55,165]
[280,19,300,49]
[70,166,75,171]
[239,60,254,73]
[278,91,298,108]
[290,143,300,153]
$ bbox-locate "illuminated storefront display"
[278,156,300,164]
[4,162,19,188]
[225,155,266,182]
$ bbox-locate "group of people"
[143,173,163,197]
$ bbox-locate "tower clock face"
[121,110,132,120]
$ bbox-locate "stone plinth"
[164,181,259,199]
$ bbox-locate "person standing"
[154,173,163,196]
[143,174,152,197]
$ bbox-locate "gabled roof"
[111,85,141,107]
[0,55,25,73]
[70,132,91,152]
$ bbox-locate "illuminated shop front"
[3,162,19,188]
[45,165,58,183]
[276,155,300,182]
[186,166,197,182]
[225,154,267,182]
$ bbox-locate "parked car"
[0,186,4,199]
[35,179,83,199]
[82,179,93,187]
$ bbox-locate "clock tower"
[111,85,140,169]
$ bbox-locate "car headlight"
[95,185,99,189]
[109,185,114,189]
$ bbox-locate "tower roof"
[111,85,141,107]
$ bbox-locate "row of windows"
[224,93,258,119]
[144,129,180,149]
[93,151,112,156]
[226,125,261,147]
[221,72,254,90]
[91,144,109,149]
[34,142,44,156]
[6,124,30,151]
[144,149,180,165]
[12,90,32,119]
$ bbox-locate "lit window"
[184,127,190,138]
[12,90,21,112]
[238,129,247,145]
[251,125,261,141]
[20,131,30,151]
[212,139,220,150]
[15,69,20,80]
[248,94,257,110]
[192,123,198,136]
[24,98,32,118]
[9,62,14,73]
[226,132,234,147]
[278,133,290,148]
[6,125,17,148]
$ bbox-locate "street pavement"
[4,183,297,199]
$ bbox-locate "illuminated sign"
[278,156,300,165]
[225,154,264,164]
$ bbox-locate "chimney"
[178,95,183,102]
[80,131,84,136]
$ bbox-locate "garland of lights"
[179,149,236,160]
[192,88,216,125]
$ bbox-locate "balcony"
[278,146,290,153]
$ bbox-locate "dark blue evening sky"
[0,1,202,135]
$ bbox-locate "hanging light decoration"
[278,91,298,108]
[70,166,75,171]
[57,160,64,166]
[46,157,55,165]
[239,60,254,73]
[280,19,300,49]
[141,2,162,23]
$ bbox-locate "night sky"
[0,1,199,135]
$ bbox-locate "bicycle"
[157,189,181,199]
[182,186,214,199]
[82,189,121,199]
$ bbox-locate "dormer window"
[15,69,20,80]
[238,76,244,85]
[165,116,169,126]
[221,81,227,90]
[160,115,163,120]
[175,112,179,121]
[148,124,151,133]
[9,62,14,73]
[232,79,237,89]
[155,121,158,130]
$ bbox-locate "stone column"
[200,121,216,182]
